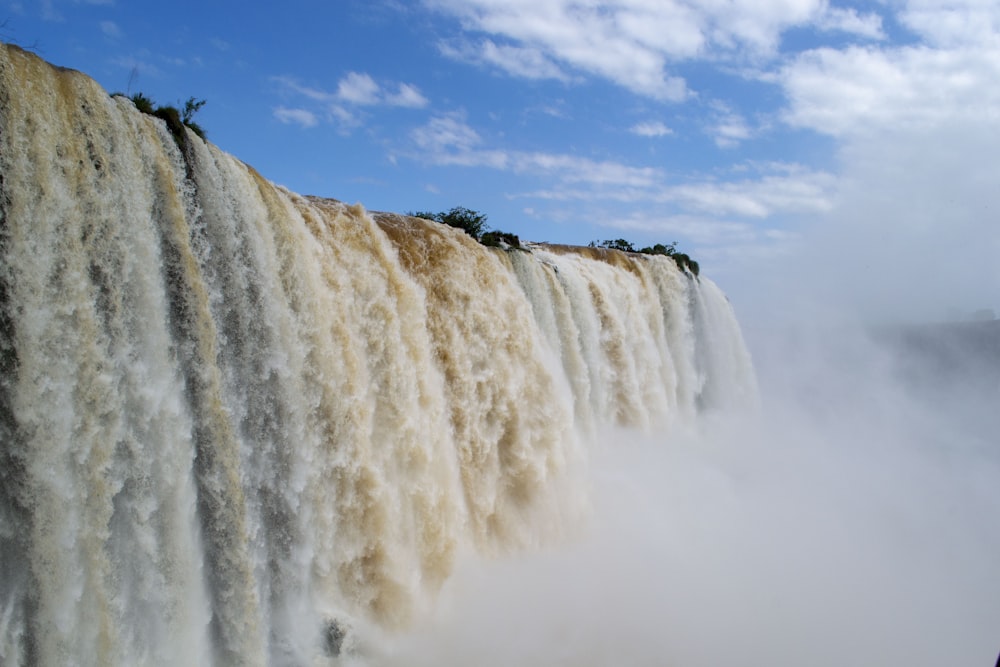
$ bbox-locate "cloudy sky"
[6,0,1000,321]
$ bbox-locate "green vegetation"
[669,252,699,276]
[112,92,207,147]
[589,238,700,276]
[411,206,488,239]
[637,242,676,256]
[480,230,521,248]
[589,238,636,252]
[410,207,521,249]
[129,92,155,114]
[179,97,207,139]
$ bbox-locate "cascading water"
[0,43,756,666]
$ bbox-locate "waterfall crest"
[0,43,756,666]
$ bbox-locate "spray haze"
[368,86,1000,667]
[372,323,1000,666]
[366,109,1000,664]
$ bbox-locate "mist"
[358,320,999,667]
[447,118,989,667]
[353,122,1000,663]
[354,115,1000,662]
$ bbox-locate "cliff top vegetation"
[589,239,700,276]
[409,207,522,250]
[112,91,207,147]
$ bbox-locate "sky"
[5,0,1000,322]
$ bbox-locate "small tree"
[129,92,155,114]
[480,230,521,248]
[121,92,207,143]
[180,97,207,139]
[438,206,488,240]
[638,242,677,256]
[590,238,636,252]
[671,252,700,276]
[590,237,699,275]
[408,206,489,241]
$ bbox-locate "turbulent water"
[0,44,756,666]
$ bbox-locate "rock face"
[322,619,346,658]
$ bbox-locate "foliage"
[180,97,207,139]
[589,238,636,252]
[408,206,513,246]
[480,230,521,248]
[589,237,699,276]
[409,208,487,238]
[671,252,700,276]
[181,97,206,124]
[116,92,207,145]
[637,242,677,256]
[153,105,186,142]
[439,206,489,240]
[129,92,155,114]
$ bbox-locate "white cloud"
[709,107,753,148]
[300,81,335,103]
[337,72,381,105]
[276,73,429,108]
[273,106,319,128]
[412,113,484,153]
[769,119,1000,322]
[900,0,1000,47]
[410,113,508,167]
[440,39,570,81]
[272,76,336,102]
[410,112,833,225]
[334,73,429,108]
[411,114,669,185]
[411,113,680,188]
[386,83,429,108]
[428,0,696,100]
[110,55,161,77]
[99,20,119,37]
[700,1,1000,320]
[426,0,875,100]
[780,43,1000,137]
[816,7,886,40]
[481,40,568,80]
[325,105,364,134]
[775,0,1000,139]
[663,167,835,218]
[537,104,570,119]
[630,121,673,137]
[516,153,662,187]
[272,72,429,133]
[607,214,766,247]
[522,164,835,219]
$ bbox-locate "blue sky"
[6,0,1000,320]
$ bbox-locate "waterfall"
[0,43,756,666]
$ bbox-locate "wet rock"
[322,619,346,658]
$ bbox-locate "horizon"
[5,1,999,323]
